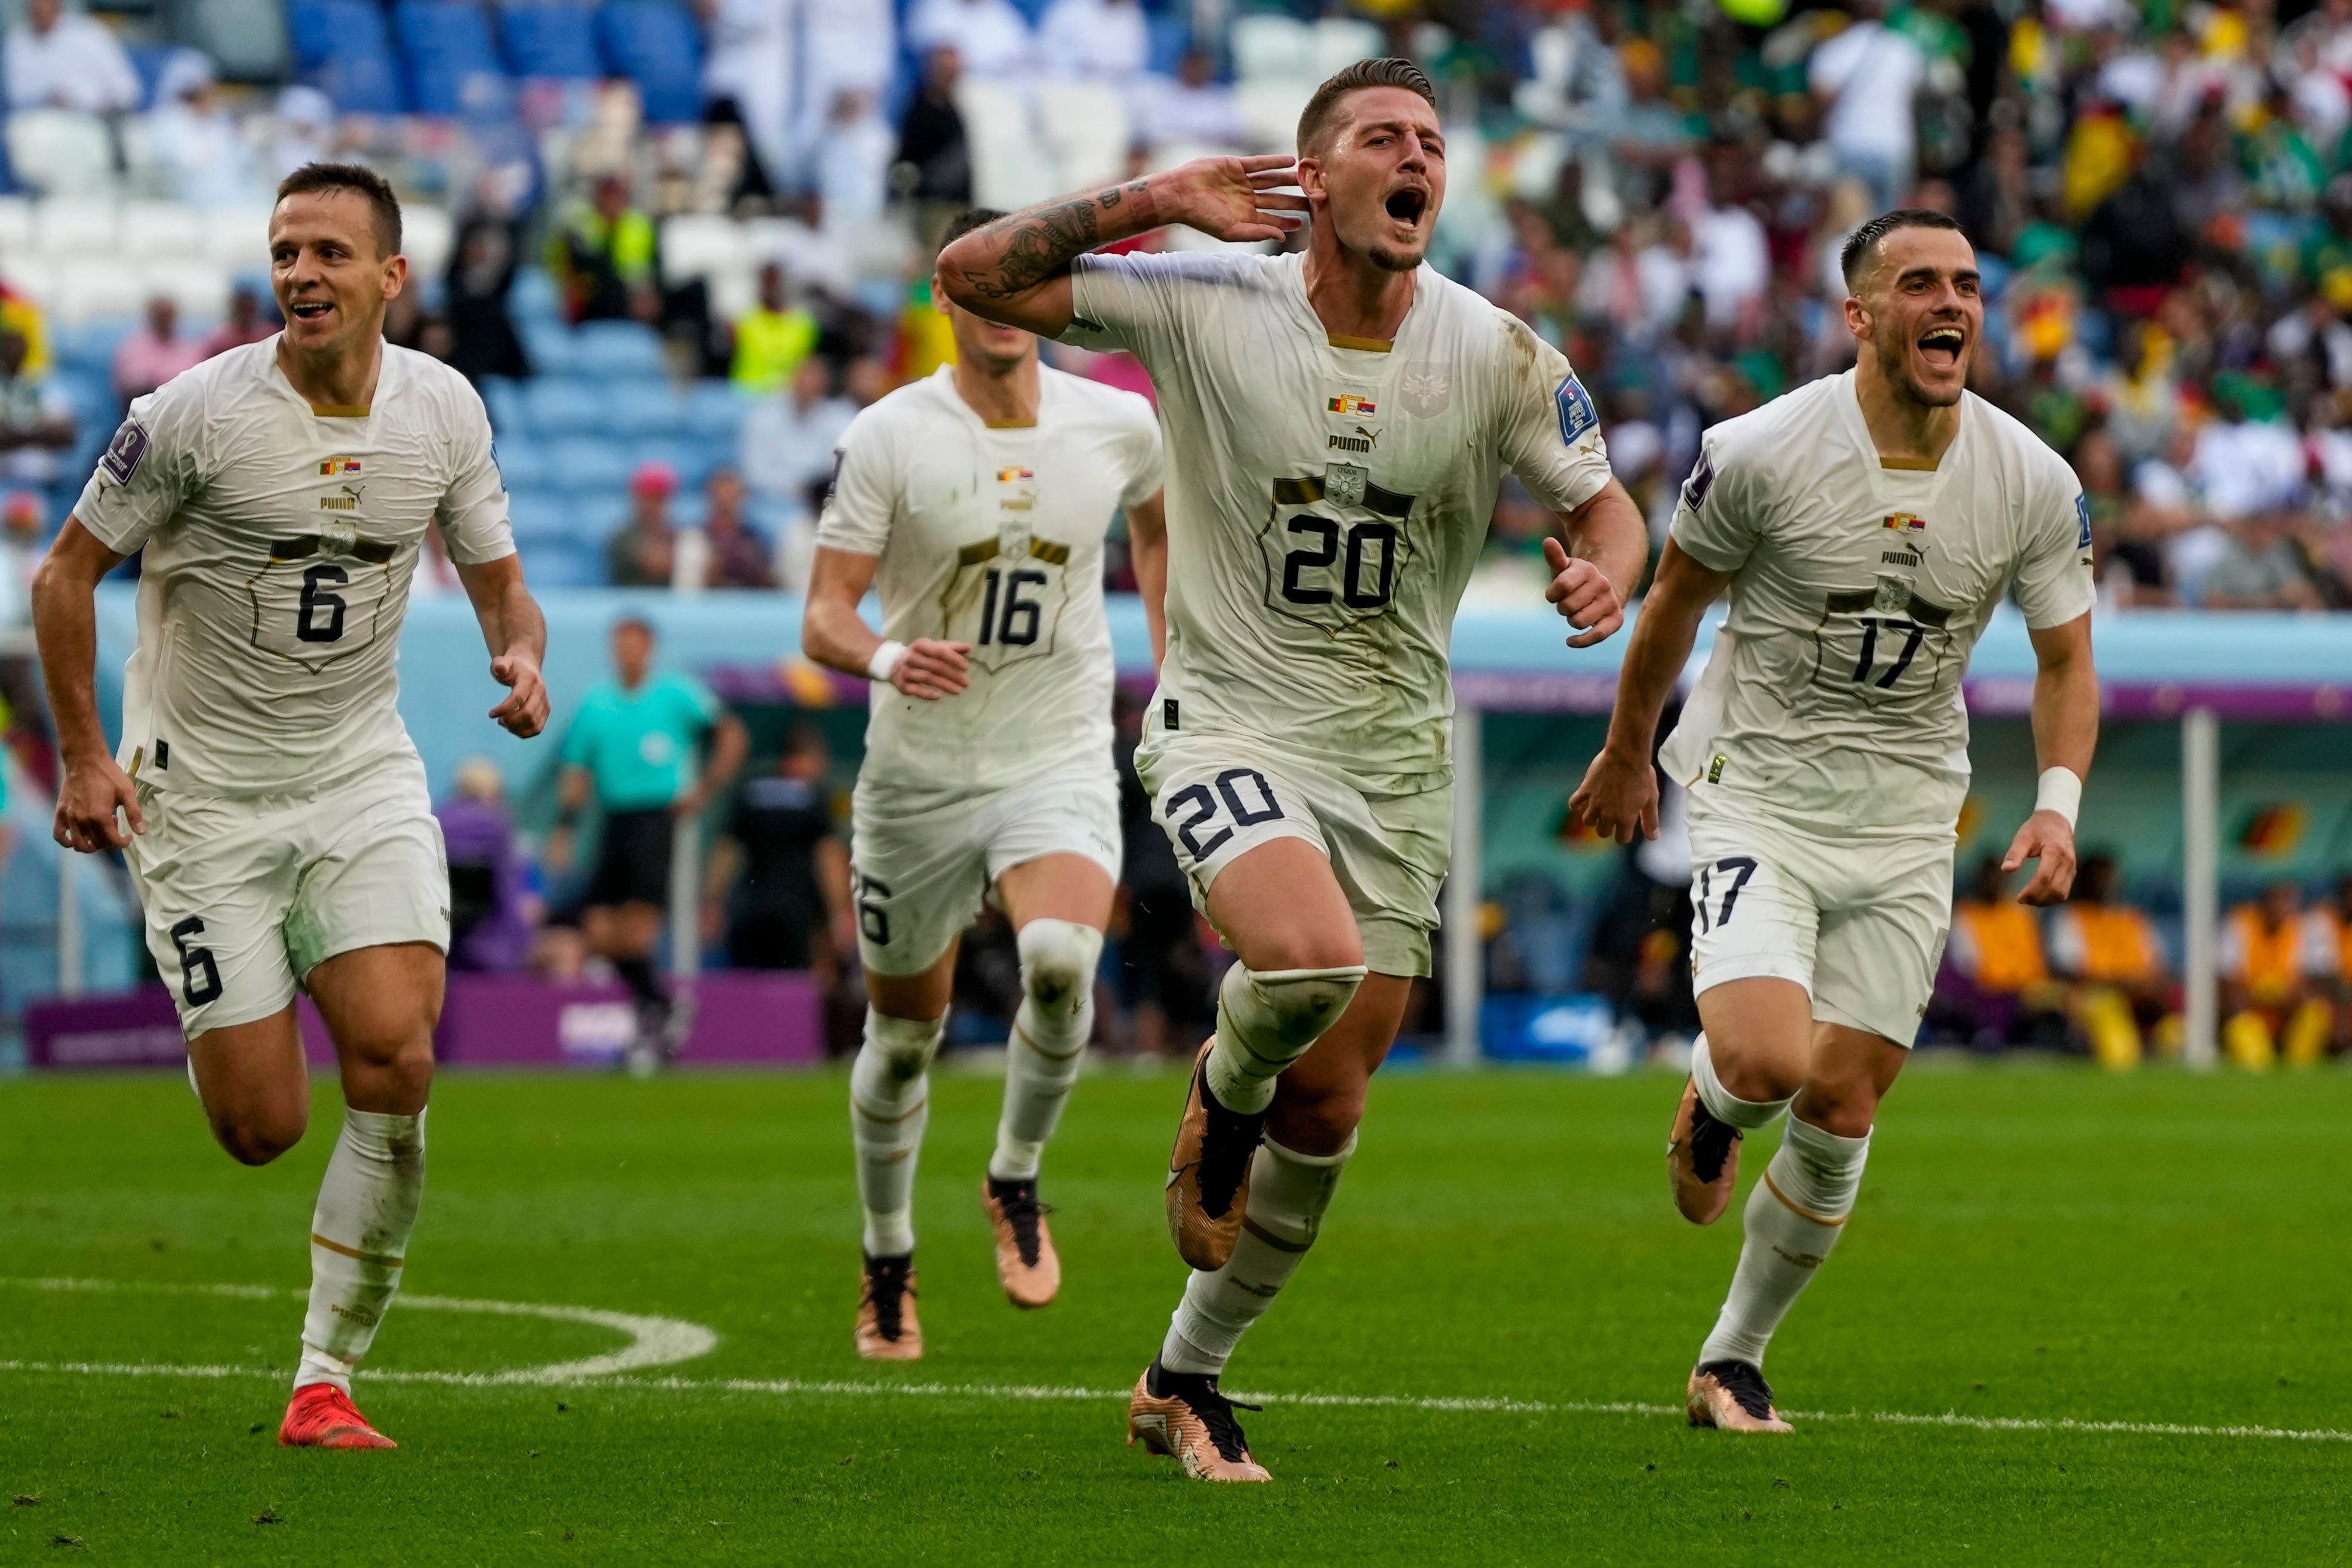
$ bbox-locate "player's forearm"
[1563,479,1651,604]
[801,590,882,679]
[940,177,1152,308]
[487,576,545,665]
[2030,639,2099,782]
[1602,580,1707,763]
[28,558,108,764]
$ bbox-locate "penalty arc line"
[0,1359,2347,1445]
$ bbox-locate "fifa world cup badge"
[1325,461,1368,507]
[1873,573,1911,615]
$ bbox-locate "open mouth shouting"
[1917,323,1967,372]
[1383,183,1429,229]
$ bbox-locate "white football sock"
[1690,1031,1797,1130]
[849,1008,944,1257]
[1203,963,1366,1115]
[295,1108,426,1394]
[1698,1113,1871,1368]
[990,919,1101,1182]
[1160,1133,1353,1375]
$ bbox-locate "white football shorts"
[1684,797,1955,1046]
[849,766,1122,976]
[127,757,451,1037]
[1135,719,1451,979]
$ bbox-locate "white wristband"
[866,640,907,683]
[2034,766,2082,828]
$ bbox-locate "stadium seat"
[523,536,606,587]
[684,380,749,441]
[640,436,715,487]
[1236,79,1314,149]
[598,375,689,436]
[393,0,510,118]
[8,116,116,200]
[1037,81,1129,193]
[287,0,406,115]
[480,375,527,433]
[595,1,703,125]
[53,318,134,375]
[570,320,667,377]
[1229,15,1311,82]
[499,1,604,80]
[658,213,744,285]
[956,78,1060,212]
[33,199,118,258]
[54,267,143,326]
[508,266,561,325]
[403,204,455,278]
[200,204,276,271]
[542,435,637,493]
[491,434,547,489]
[181,0,294,84]
[121,202,203,257]
[0,257,57,315]
[1310,18,1382,78]
[524,378,607,438]
[140,260,230,321]
[502,485,571,543]
[521,321,582,376]
[0,197,31,253]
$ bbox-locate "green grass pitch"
[2,1058,2347,1565]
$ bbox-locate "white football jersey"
[1061,249,1613,795]
[1661,369,2095,836]
[74,340,515,798]
[817,362,1162,794]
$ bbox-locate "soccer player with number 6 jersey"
[29,163,549,1450]
[1572,210,2100,1433]
[941,58,1649,1479]
[802,207,1167,1360]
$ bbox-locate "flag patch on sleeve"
[1554,374,1599,444]
[2074,492,2092,549]
[1682,448,1714,512]
[100,419,149,485]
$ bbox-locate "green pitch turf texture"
[2,1059,2346,1566]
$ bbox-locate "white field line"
[1,1353,2347,1446]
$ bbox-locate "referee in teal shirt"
[552,617,746,1058]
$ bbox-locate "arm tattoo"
[960,190,1112,300]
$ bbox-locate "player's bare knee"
[211,1104,306,1166]
[1269,1075,1365,1155]
[1017,919,1103,1015]
[1794,1075,1879,1139]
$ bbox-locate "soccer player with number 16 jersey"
[943,58,1649,1479]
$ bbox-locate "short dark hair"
[1297,57,1437,156]
[939,207,1008,251]
[275,161,404,261]
[1839,208,1968,290]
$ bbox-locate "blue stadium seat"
[641,437,716,488]
[524,377,605,438]
[394,1,509,118]
[527,537,607,588]
[508,266,562,326]
[595,0,701,124]
[598,375,689,436]
[543,436,638,494]
[500,1,604,79]
[571,320,667,377]
[53,319,135,377]
[683,380,749,441]
[491,434,547,489]
[521,321,581,375]
[288,0,405,114]
[480,375,527,433]
[503,486,571,543]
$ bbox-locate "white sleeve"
[1114,396,1164,511]
[1061,251,1182,361]
[1496,326,1612,515]
[2012,465,2097,629]
[812,406,895,557]
[436,387,516,565]
[1667,425,1760,573]
[73,382,201,556]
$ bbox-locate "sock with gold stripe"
[1698,1114,1869,1368]
[296,1107,426,1394]
[1160,1133,1353,1375]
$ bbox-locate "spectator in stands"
[1932,858,2070,1048]
[740,355,853,508]
[549,173,657,325]
[111,297,208,406]
[4,0,140,115]
[201,285,277,359]
[444,207,531,384]
[896,45,973,243]
[697,0,793,198]
[1039,0,1146,81]
[0,329,75,487]
[266,85,336,180]
[2046,852,2178,1067]
[436,757,537,972]
[1138,47,1244,149]
[607,463,682,588]
[149,50,257,208]
[550,617,747,1063]
[1808,0,1928,211]
[811,87,895,233]
[729,261,818,393]
[703,724,852,976]
[2317,875,2352,1055]
[909,0,1034,78]
[700,467,774,589]
[2220,880,2336,1067]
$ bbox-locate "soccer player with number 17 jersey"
[943,58,1649,1480]
[1573,210,2100,1433]
[30,164,549,1450]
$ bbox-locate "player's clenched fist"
[2002,809,2077,905]
[53,754,143,853]
[892,638,972,701]
[1543,537,1626,649]
[488,651,549,738]
[1569,743,1658,845]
